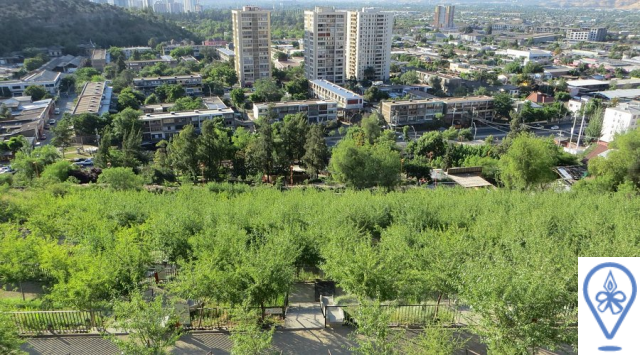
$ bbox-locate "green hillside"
[0,0,197,55]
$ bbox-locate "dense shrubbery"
[1,184,638,351]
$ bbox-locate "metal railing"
[10,310,106,335]
[323,304,459,328]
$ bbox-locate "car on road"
[49,119,56,125]
[73,158,93,167]
[39,135,46,140]
[534,125,543,129]
[54,108,60,115]
[550,125,559,130]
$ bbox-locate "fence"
[185,306,286,331]
[323,304,459,328]
[10,310,106,335]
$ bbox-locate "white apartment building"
[309,79,363,110]
[566,28,607,42]
[0,70,61,98]
[601,102,639,143]
[140,108,235,141]
[304,7,347,84]
[253,100,338,123]
[345,8,393,82]
[232,6,272,87]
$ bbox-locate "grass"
[59,144,97,160]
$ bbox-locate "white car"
[550,125,559,130]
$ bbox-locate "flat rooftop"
[594,89,640,100]
[310,80,362,100]
[140,108,234,121]
[254,100,337,107]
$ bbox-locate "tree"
[329,138,401,190]
[0,311,23,354]
[555,92,571,102]
[11,145,60,183]
[204,62,238,87]
[155,84,185,103]
[503,62,522,74]
[23,85,47,101]
[144,93,159,105]
[428,76,445,97]
[111,108,143,144]
[98,167,144,190]
[41,160,75,183]
[585,106,604,140]
[523,62,544,74]
[361,113,382,145]
[168,124,199,181]
[23,54,47,71]
[364,66,376,80]
[117,128,142,168]
[197,119,232,181]
[348,301,403,355]
[280,112,309,165]
[246,119,275,181]
[285,78,309,100]
[250,78,284,103]
[171,97,204,112]
[107,292,182,355]
[402,326,466,355]
[71,113,106,136]
[118,91,142,111]
[230,88,246,110]
[95,127,113,168]
[0,104,12,120]
[399,70,419,85]
[202,79,225,97]
[363,87,389,102]
[0,136,27,154]
[51,118,74,158]
[493,92,513,118]
[230,309,274,355]
[499,134,557,190]
[0,228,39,301]
[170,46,193,58]
[302,124,328,178]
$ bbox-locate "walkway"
[284,282,325,330]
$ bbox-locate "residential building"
[381,99,445,126]
[304,7,347,84]
[415,71,463,94]
[232,6,272,87]
[566,27,607,42]
[121,47,153,59]
[0,98,54,141]
[217,48,235,62]
[0,70,61,98]
[42,55,85,73]
[162,44,219,57]
[601,102,639,143]
[345,8,393,82]
[252,100,338,123]
[126,56,177,72]
[72,82,112,116]
[505,49,553,64]
[91,49,108,71]
[139,107,235,141]
[442,96,494,122]
[308,79,363,110]
[526,92,555,105]
[433,5,455,29]
[133,75,203,96]
[203,40,228,47]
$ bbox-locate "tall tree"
[302,125,329,178]
[168,124,199,181]
[23,85,48,101]
[499,134,557,190]
[197,119,232,181]
[280,112,309,165]
[230,88,246,111]
[493,92,514,118]
[361,113,382,145]
[250,78,284,103]
[246,119,275,181]
[95,127,113,168]
[51,118,74,158]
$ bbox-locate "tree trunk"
[19,280,25,301]
[434,292,442,321]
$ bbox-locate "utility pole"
[576,111,586,150]
[568,112,578,149]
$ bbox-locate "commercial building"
[601,102,639,143]
[72,82,112,116]
[304,7,347,84]
[140,107,235,141]
[433,5,455,29]
[345,8,393,82]
[232,6,272,87]
[252,100,338,123]
[0,70,61,98]
[133,75,203,96]
[380,99,445,126]
[566,28,607,42]
[309,79,363,110]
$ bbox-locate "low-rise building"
[91,49,108,71]
[0,70,61,98]
[126,56,177,72]
[601,102,639,143]
[42,55,85,73]
[415,71,463,94]
[442,96,494,122]
[380,99,445,126]
[72,81,112,116]
[133,75,203,96]
[252,100,338,123]
[505,49,553,64]
[122,46,153,59]
[217,48,235,62]
[140,107,235,141]
[309,80,363,110]
[0,98,54,141]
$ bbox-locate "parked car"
[54,108,60,115]
[49,119,56,125]
[74,158,93,167]
[550,125,559,130]
[39,135,46,140]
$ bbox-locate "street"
[40,93,76,146]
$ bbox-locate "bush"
[41,161,75,183]
[97,167,144,190]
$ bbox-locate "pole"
[568,112,577,149]
[576,112,586,150]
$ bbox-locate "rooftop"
[140,108,234,121]
[134,74,202,81]
[254,100,337,108]
[20,70,61,83]
[594,89,640,100]
[310,80,362,100]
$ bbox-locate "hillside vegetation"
[0,0,196,55]
[549,0,640,9]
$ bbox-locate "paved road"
[40,93,77,146]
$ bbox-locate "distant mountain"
[547,0,640,9]
[0,0,197,55]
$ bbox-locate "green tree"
[41,160,75,183]
[168,124,199,181]
[0,311,23,354]
[155,84,185,103]
[361,113,382,145]
[118,91,142,111]
[51,118,74,158]
[98,167,143,190]
[499,134,557,190]
[0,136,27,154]
[585,106,604,140]
[399,70,419,85]
[0,104,12,120]
[170,46,193,58]
[107,292,182,355]
[230,88,246,110]
[250,78,284,103]
[71,113,106,136]
[493,92,513,118]
[95,127,113,168]
[284,77,309,100]
[0,228,39,301]
[428,76,445,97]
[230,309,274,355]
[111,108,143,144]
[280,112,309,165]
[197,119,232,181]
[246,119,275,181]
[503,61,522,74]
[363,86,389,102]
[204,62,238,87]
[171,97,204,112]
[329,139,401,190]
[348,301,403,355]
[302,124,328,178]
[144,93,160,105]
[23,85,48,101]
